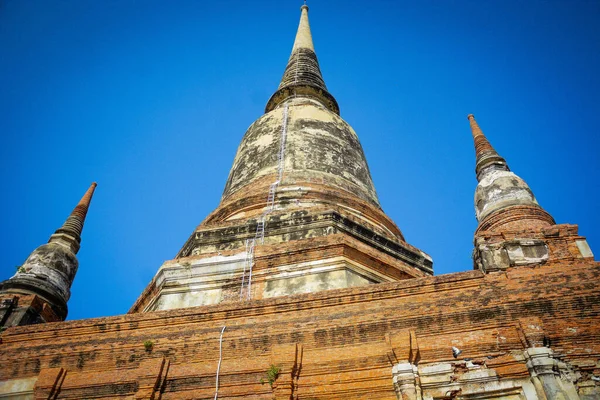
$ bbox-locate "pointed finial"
[468,114,496,156]
[265,3,340,114]
[468,115,555,232]
[70,182,97,221]
[50,182,98,253]
[467,114,508,180]
[293,2,314,52]
[0,182,98,323]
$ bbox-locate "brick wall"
[1,256,598,399]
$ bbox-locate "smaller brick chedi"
[0,4,598,400]
[0,182,97,327]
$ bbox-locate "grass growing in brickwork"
[260,364,281,388]
[143,340,154,351]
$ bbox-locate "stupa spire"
[265,4,339,114]
[291,4,314,53]
[467,115,554,232]
[0,182,98,325]
[130,4,434,314]
[50,182,97,253]
[467,114,509,181]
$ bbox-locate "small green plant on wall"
[143,340,154,352]
[15,266,26,273]
[260,364,281,388]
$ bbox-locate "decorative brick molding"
[392,362,421,400]
[473,224,594,273]
[524,347,580,399]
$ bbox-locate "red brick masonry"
[1,250,598,399]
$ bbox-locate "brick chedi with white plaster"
[0,183,97,327]
[130,4,432,313]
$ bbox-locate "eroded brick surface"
[1,256,598,398]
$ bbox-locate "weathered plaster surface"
[1,243,77,320]
[183,209,430,272]
[0,377,36,399]
[17,244,77,301]
[263,257,380,298]
[146,252,246,311]
[576,240,594,258]
[475,239,550,272]
[223,97,379,206]
[393,347,585,399]
[145,252,394,311]
[475,170,539,221]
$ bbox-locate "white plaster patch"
[504,241,549,266]
[478,170,520,188]
[475,170,540,219]
[155,289,222,310]
[262,257,387,299]
[0,376,37,399]
[417,360,537,399]
[252,133,274,150]
[576,240,594,258]
[147,252,247,311]
[18,263,72,301]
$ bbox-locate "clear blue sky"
[1,1,598,321]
